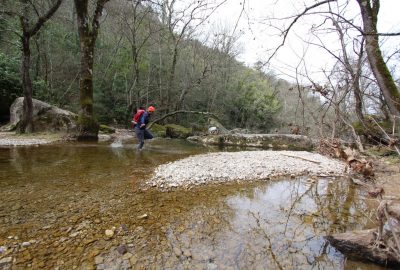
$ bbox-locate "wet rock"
[21,241,31,247]
[182,248,192,258]
[69,232,79,238]
[129,255,138,265]
[105,230,114,238]
[173,247,182,257]
[94,256,103,265]
[80,261,94,270]
[96,264,105,270]
[117,244,128,255]
[119,224,129,232]
[137,214,148,219]
[122,252,132,260]
[0,257,12,267]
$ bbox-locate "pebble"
[182,249,191,258]
[69,232,79,238]
[116,244,128,255]
[137,214,148,219]
[129,255,138,265]
[94,256,104,265]
[21,242,31,247]
[105,230,114,238]
[173,247,182,256]
[0,246,6,253]
[0,257,12,266]
[122,252,133,260]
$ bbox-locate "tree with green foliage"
[0,53,22,124]
[1,0,63,133]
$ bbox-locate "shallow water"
[0,139,389,269]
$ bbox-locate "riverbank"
[0,132,65,146]
[0,129,136,146]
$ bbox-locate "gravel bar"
[147,151,346,190]
[0,138,52,146]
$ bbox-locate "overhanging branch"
[148,110,218,129]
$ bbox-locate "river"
[0,138,389,269]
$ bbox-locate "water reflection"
[161,178,380,269]
[0,141,388,269]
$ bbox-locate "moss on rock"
[99,124,115,134]
[188,134,314,151]
[165,124,193,139]
[149,123,167,137]
[77,114,99,141]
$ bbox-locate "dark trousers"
[135,127,153,149]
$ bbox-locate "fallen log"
[326,229,400,267]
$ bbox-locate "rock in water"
[326,229,400,267]
[105,230,114,238]
[117,244,128,255]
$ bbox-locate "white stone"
[105,230,114,238]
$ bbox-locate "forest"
[0,0,399,146]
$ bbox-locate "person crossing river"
[134,106,155,150]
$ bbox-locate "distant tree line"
[0,0,283,139]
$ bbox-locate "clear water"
[0,138,388,269]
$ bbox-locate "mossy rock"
[99,124,115,134]
[149,123,167,137]
[165,124,193,139]
[77,114,99,141]
[353,116,399,145]
[188,134,314,150]
[353,116,395,136]
[366,146,397,157]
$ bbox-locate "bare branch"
[148,110,218,129]
[92,0,111,39]
[29,0,63,37]
[265,0,336,64]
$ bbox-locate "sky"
[202,0,400,83]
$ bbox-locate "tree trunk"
[77,35,98,140]
[357,0,400,116]
[16,0,63,133]
[74,0,108,140]
[166,44,178,113]
[19,35,34,133]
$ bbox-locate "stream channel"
[0,138,390,269]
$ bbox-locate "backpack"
[132,109,145,127]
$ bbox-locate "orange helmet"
[148,106,155,112]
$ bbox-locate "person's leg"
[135,128,145,149]
[144,129,154,140]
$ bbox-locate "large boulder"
[3,97,77,132]
[165,124,193,139]
[187,133,314,150]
